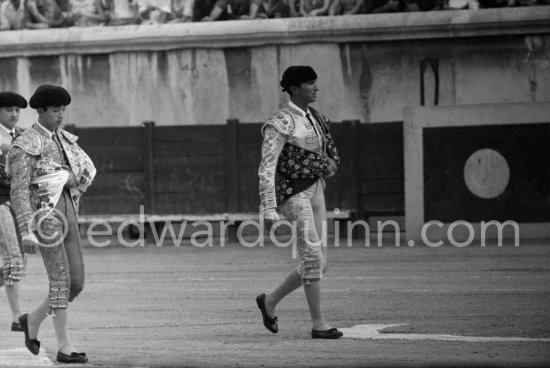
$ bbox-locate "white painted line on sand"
[323,288,541,293]
[396,288,540,293]
[0,348,54,367]
[340,324,550,342]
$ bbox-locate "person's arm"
[78,10,108,22]
[328,0,340,14]
[258,125,287,221]
[23,19,49,28]
[299,0,308,15]
[129,0,141,22]
[93,0,111,22]
[344,0,364,13]
[8,147,36,238]
[1,3,11,30]
[287,0,299,16]
[140,5,158,19]
[373,0,399,12]
[264,0,275,13]
[42,0,65,26]
[138,0,150,17]
[244,0,263,18]
[170,0,193,20]
[170,0,181,17]
[138,0,161,19]
[182,0,195,17]
[202,0,224,20]
[309,0,331,15]
[24,0,51,27]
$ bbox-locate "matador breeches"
[280,179,327,284]
[36,190,84,312]
[0,201,26,286]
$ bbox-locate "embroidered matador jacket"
[7,124,96,236]
[0,126,24,204]
[259,103,340,211]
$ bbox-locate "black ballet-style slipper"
[11,321,24,332]
[311,328,344,339]
[19,314,40,355]
[57,351,88,364]
[256,293,278,333]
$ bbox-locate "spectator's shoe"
[256,293,278,333]
[57,351,88,364]
[19,314,40,355]
[11,321,24,332]
[311,328,343,339]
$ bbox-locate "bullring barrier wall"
[0,8,549,127]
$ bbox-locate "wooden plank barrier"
[70,120,404,239]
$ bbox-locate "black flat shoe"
[19,314,40,355]
[57,351,88,364]
[11,321,24,332]
[256,293,278,333]
[311,328,343,339]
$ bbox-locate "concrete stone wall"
[0,8,549,128]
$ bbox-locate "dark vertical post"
[352,120,361,212]
[420,59,426,106]
[340,120,360,212]
[142,121,155,214]
[420,58,439,106]
[225,119,239,243]
[226,119,239,213]
[339,120,361,239]
[433,59,440,106]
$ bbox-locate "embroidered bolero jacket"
[7,125,96,235]
[0,126,24,203]
[258,104,340,212]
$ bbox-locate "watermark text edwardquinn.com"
[30,206,520,252]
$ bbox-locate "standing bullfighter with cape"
[8,85,96,364]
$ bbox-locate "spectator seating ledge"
[1,7,549,58]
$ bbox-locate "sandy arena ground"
[1,236,549,367]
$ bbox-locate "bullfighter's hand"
[263,208,281,234]
[22,234,40,254]
[326,158,338,178]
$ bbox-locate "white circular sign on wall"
[463,149,510,199]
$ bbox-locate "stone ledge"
[0,7,549,57]
[77,209,353,224]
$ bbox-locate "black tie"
[9,132,15,143]
[52,131,68,163]
[54,132,63,150]
[306,113,324,149]
[306,113,317,135]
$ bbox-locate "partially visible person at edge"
[0,92,34,333]
[23,0,75,29]
[0,0,26,30]
[256,65,343,339]
[8,85,96,364]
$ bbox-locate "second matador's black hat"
[280,66,318,92]
[29,85,71,109]
[0,92,28,109]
